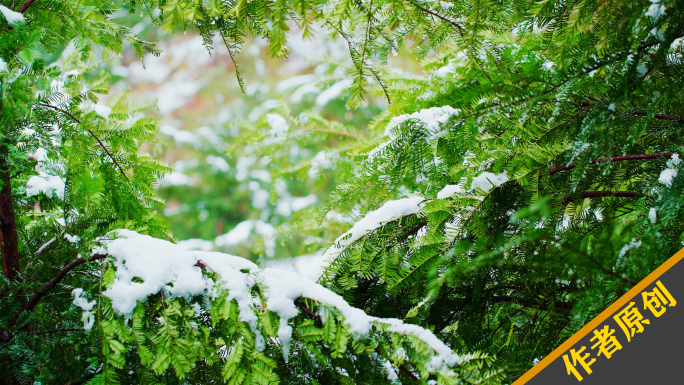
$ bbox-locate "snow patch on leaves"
[659,153,681,187]
[0,5,24,25]
[323,197,425,260]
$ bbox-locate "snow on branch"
[95,230,470,376]
[321,197,425,260]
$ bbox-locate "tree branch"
[37,103,129,180]
[17,254,107,317]
[46,327,84,334]
[543,152,674,176]
[563,190,646,204]
[0,147,21,283]
[17,0,36,13]
[632,109,684,123]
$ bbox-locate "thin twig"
[632,109,684,123]
[543,152,674,176]
[46,327,84,334]
[37,103,129,179]
[17,0,36,13]
[15,254,107,320]
[563,190,646,204]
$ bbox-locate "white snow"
[646,4,666,21]
[178,239,214,251]
[0,5,24,24]
[72,288,96,331]
[275,194,318,216]
[215,220,276,257]
[267,113,289,140]
[618,239,642,259]
[659,154,680,187]
[322,197,425,260]
[95,230,467,371]
[649,208,657,224]
[470,171,509,192]
[659,168,677,187]
[315,79,353,106]
[0,58,6,73]
[309,150,338,178]
[437,184,466,199]
[264,252,329,281]
[64,234,81,244]
[25,173,65,199]
[384,106,461,138]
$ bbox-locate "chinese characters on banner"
[513,247,684,385]
[562,281,675,381]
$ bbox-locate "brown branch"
[632,109,684,123]
[17,254,107,317]
[563,190,645,204]
[37,103,128,180]
[17,0,36,13]
[543,152,674,177]
[46,327,84,334]
[0,147,21,283]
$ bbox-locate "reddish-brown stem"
[563,190,645,204]
[17,0,36,13]
[17,254,107,317]
[543,152,674,177]
[45,328,84,334]
[632,109,684,123]
[0,149,21,283]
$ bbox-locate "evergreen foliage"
[2,0,684,384]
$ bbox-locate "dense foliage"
[2,0,684,384]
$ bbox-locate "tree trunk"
[0,148,20,282]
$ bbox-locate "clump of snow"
[64,234,81,244]
[25,173,65,199]
[315,79,353,106]
[215,219,276,257]
[645,3,666,21]
[384,106,460,139]
[266,113,289,141]
[649,207,657,224]
[0,58,7,73]
[72,288,96,331]
[0,5,25,24]
[470,171,509,192]
[323,197,425,260]
[659,153,680,187]
[96,230,467,370]
[618,238,642,259]
[309,150,339,178]
[178,239,214,251]
[436,184,466,199]
[264,252,329,281]
[275,194,318,217]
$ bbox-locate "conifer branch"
[17,0,36,13]
[563,191,646,204]
[45,327,84,334]
[632,109,684,123]
[409,0,465,34]
[544,152,675,176]
[18,254,107,316]
[37,103,129,180]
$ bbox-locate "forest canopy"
[1,0,683,384]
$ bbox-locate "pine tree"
[2,0,684,384]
